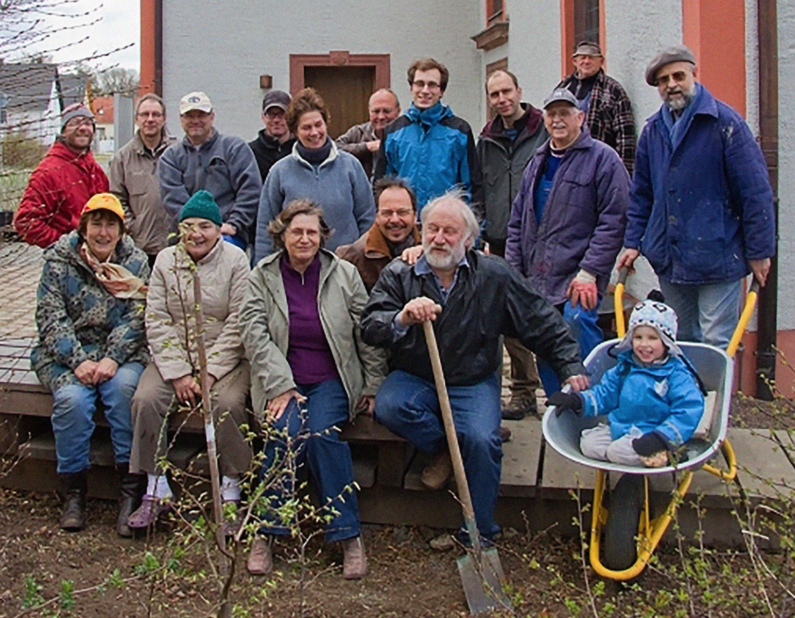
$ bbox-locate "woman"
[32,193,149,535]
[252,88,375,263]
[127,190,252,530]
[241,199,385,579]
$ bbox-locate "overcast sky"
[31,0,140,71]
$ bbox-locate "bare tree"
[91,67,139,97]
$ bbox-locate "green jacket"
[240,248,386,420]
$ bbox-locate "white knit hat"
[615,299,682,357]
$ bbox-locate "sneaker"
[247,537,273,576]
[127,494,171,529]
[341,536,368,579]
[421,450,453,490]
[501,397,538,421]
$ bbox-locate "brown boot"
[247,537,273,576]
[341,536,368,579]
[421,450,453,490]
[59,471,87,532]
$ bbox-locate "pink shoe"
[127,494,171,529]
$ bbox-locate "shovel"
[423,321,512,615]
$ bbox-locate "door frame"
[289,52,391,95]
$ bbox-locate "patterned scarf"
[79,243,148,299]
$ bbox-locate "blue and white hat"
[615,299,682,356]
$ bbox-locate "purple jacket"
[506,129,629,305]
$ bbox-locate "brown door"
[303,66,375,139]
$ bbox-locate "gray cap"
[262,90,291,112]
[645,45,696,86]
[543,88,579,109]
[61,103,94,131]
[573,41,602,57]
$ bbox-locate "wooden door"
[303,66,375,139]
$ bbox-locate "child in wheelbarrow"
[548,297,705,468]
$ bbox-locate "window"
[573,0,599,46]
[487,0,505,26]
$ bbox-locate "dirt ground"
[0,484,793,618]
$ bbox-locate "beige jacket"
[240,249,386,419]
[110,130,174,255]
[146,239,250,382]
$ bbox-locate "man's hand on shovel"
[398,296,442,325]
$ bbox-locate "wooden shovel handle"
[422,321,477,524]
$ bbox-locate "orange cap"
[81,193,125,222]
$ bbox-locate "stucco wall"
[161,2,483,141]
[777,0,795,330]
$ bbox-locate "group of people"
[14,42,775,579]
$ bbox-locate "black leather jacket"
[361,250,584,387]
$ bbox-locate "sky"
[27,0,140,72]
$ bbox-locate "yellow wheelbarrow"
[542,270,759,580]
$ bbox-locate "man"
[618,45,775,348]
[478,69,548,420]
[373,58,482,213]
[336,89,401,178]
[109,93,174,267]
[557,41,636,174]
[506,88,629,394]
[336,176,419,292]
[248,90,296,183]
[14,104,109,248]
[159,91,261,249]
[361,191,585,543]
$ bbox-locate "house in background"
[89,96,115,154]
[140,0,794,395]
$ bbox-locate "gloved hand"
[632,431,669,457]
[546,391,583,417]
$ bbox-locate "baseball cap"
[543,88,579,109]
[82,193,125,222]
[179,91,213,115]
[262,90,291,113]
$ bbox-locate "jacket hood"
[479,103,543,141]
[44,230,139,268]
[406,102,454,126]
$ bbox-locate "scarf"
[79,243,148,299]
[296,137,332,164]
[661,83,703,152]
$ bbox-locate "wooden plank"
[500,419,543,497]
[540,439,597,491]
[0,389,53,415]
[376,441,408,487]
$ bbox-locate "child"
[547,298,704,467]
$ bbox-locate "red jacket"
[14,141,109,248]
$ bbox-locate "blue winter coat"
[580,351,704,448]
[253,141,375,263]
[624,85,775,285]
[373,102,482,211]
[505,129,629,305]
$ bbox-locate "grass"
[0,169,32,213]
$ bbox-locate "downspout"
[755,0,778,400]
[154,0,163,96]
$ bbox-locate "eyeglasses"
[412,80,441,91]
[65,117,95,128]
[378,209,414,219]
[137,111,164,118]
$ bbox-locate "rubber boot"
[59,471,88,532]
[116,464,146,538]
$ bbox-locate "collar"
[364,224,420,259]
[258,129,295,149]
[406,102,452,126]
[182,128,219,150]
[133,129,171,155]
[291,138,338,168]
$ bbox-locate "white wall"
[777,0,795,329]
[161,1,483,141]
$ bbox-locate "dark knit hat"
[179,190,222,226]
[61,103,94,132]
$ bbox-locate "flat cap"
[573,41,602,57]
[543,88,579,109]
[645,45,696,86]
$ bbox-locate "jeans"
[659,279,742,349]
[50,362,145,474]
[259,378,360,542]
[538,301,603,395]
[374,370,502,540]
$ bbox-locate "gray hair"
[420,189,480,245]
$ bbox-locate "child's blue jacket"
[580,350,705,447]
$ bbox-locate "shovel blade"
[456,548,512,615]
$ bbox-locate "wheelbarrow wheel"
[604,474,643,572]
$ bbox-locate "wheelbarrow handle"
[726,279,761,359]
[422,320,482,553]
[614,267,630,338]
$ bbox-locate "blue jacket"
[374,102,483,211]
[505,129,629,305]
[580,351,704,448]
[159,130,262,240]
[253,141,375,263]
[624,85,775,285]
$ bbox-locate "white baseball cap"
[179,91,213,115]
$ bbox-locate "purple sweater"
[280,253,339,384]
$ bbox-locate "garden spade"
[423,321,512,615]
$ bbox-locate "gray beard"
[424,241,466,271]
[663,88,695,113]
